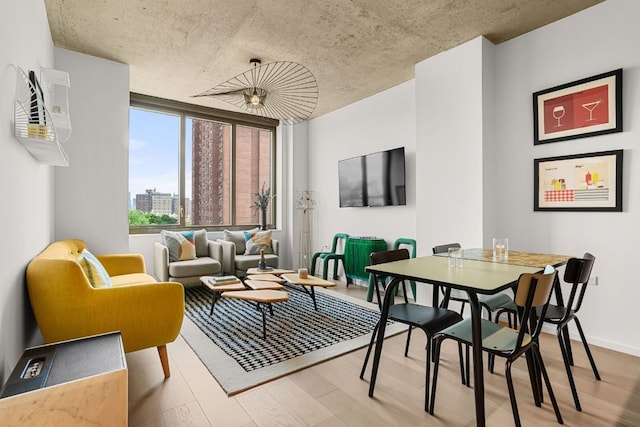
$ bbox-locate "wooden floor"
[127,284,640,426]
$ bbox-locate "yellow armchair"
[26,239,184,378]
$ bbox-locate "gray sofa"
[154,229,223,287]
[218,229,279,277]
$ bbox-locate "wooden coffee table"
[245,273,285,283]
[220,290,289,339]
[244,279,285,290]
[200,276,245,315]
[280,273,337,311]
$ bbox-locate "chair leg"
[457,343,466,385]
[573,317,601,380]
[360,321,380,379]
[158,345,170,379]
[504,359,522,427]
[428,337,443,415]
[489,310,505,374]
[465,344,470,387]
[424,336,432,412]
[404,326,413,357]
[562,325,574,366]
[556,326,582,411]
[322,257,330,280]
[534,345,564,425]
[368,274,379,304]
[525,346,542,407]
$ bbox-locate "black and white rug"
[180,285,406,395]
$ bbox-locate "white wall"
[308,80,417,269]
[412,36,490,305]
[0,0,54,383]
[490,0,639,355]
[415,37,488,254]
[53,49,130,254]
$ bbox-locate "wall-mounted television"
[338,147,406,207]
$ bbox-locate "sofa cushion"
[223,228,258,255]
[244,230,273,255]
[162,230,197,262]
[111,272,156,287]
[168,257,222,278]
[194,229,208,257]
[235,254,279,272]
[76,249,112,288]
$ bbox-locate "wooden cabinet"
[0,332,127,426]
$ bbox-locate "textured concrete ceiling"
[44,0,603,120]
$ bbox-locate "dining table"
[365,248,571,427]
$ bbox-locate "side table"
[0,332,128,426]
[344,237,387,285]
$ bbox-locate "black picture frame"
[533,69,622,145]
[534,149,623,212]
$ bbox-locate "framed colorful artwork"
[533,69,622,145]
[534,149,623,212]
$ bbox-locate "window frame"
[129,93,278,234]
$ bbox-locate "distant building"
[191,121,230,225]
[191,120,270,226]
[135,189,178,216]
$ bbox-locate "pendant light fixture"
[194,58,318,125]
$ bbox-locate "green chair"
[310,233,349,281]
[366,237,417,302]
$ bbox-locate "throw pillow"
[244,230,274,255]
[76,249,112,288]
[223,228,258,255]
[162,230,197,262]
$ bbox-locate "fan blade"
[192,88,246,98]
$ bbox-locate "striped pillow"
[77,249,112,288]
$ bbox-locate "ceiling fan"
[193,58,318,125]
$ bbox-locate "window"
[128,94,277,233]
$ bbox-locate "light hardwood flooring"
[127,284,640,426]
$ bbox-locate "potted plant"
[254,183,274,230]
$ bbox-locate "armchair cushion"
[223,228,258,255]
[244,229,274,255]
[218,236,279,277]
[154,238,223,286]
[77,248,112,288]
[193,229,208,257]
[161,230,197,261]
[168,256,220,278]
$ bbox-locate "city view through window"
[129,105,273,230]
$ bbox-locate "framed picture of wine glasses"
[533,68,622,145]
[534,149,623,212]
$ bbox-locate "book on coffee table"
[209,275,241,286]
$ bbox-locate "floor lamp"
[297,190,316,269]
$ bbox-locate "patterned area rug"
[181,285,405,395]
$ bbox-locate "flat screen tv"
[338,147,406,207]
